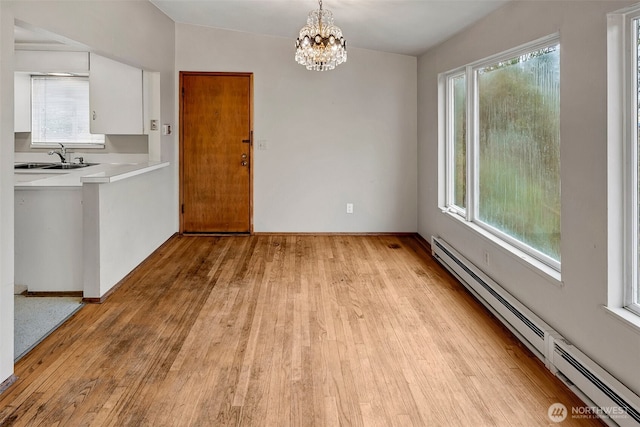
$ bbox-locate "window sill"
[603,306,640,336]
[441,209,563,287]
[30,144,105,150]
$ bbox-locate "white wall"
[176,24,418,233]
[0,1,15,386]
[0,0,176,386]
[83,167,174,299]
[418,0,640,394]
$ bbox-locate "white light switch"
[257,139,267,150]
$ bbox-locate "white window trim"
[444,211,562,286]
[444,69,467,218]
[439,33,562,275]
[30,143,106,150]
[607,6,640,318]
[627,11,640,315]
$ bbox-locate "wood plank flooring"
[0,235,602,426]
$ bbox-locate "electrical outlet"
[346,203,354,214]
[483,250,490,266]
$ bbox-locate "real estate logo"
[548,403,568,423]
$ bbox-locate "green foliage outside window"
[448,43,560,262]
[477,46,561,260]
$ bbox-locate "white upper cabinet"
[89,53,144,135]
[14,72,31,132]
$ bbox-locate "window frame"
[30,75,105,149]
[440,33,562,273]
[618,8,640,316]
[444,70,468,218]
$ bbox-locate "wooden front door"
[180,72,252,233]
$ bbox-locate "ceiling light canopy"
[295,0,347,71]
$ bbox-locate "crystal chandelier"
[295,0,347,71]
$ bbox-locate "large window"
[607,6,640,317]
[31,76,104,146]
[442,35,561,271]
[607,5,640,319]
[633,17,640,311]
[621,11,640,314]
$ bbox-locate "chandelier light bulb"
[295,0,347,71]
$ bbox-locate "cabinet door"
[14,72,31,132]
[89,53,143,135]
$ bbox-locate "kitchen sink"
[15,162,97,170]
[44,163,97,169]
[14,162,56,169]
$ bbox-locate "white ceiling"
[150,0,509,56]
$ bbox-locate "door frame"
[178,71,254,234]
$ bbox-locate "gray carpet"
[14,295,84,361]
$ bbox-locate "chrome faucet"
[48,143,67,163]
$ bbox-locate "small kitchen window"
[31,76,105,147]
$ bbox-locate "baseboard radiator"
[431,236,640,426]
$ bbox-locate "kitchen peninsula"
[15,162,171,301]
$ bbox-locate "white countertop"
[15,162,170,188]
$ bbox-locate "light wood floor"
[0,235,601,426]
